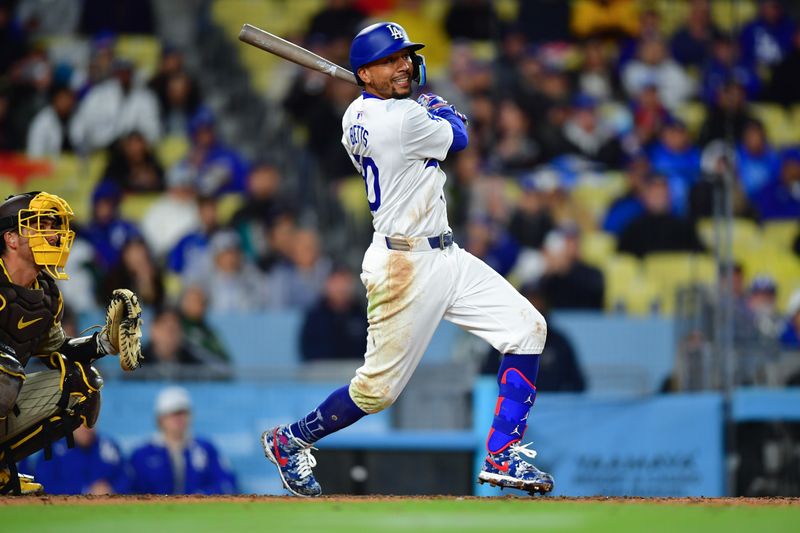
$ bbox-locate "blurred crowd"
[19,386,238,495]
[0,0,799,388]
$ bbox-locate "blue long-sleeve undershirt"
[432,106,468,153]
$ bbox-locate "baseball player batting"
[261,22,553,497]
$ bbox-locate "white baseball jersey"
[337,92,547,415]
[341,93,454,238]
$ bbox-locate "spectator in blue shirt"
[128,386,237,495]
[647,118,701,214]
[702,34,761,103]
[670,0,721,68]
[736,119,781,200]
[168,107,249,196]
[79,180,141,271]
[739,0,795,70]
[603,153,650,236]
[752,147,800,220]
[780,290,800,349]
[26,425,129,495]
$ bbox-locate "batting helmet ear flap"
[411,52,426,87]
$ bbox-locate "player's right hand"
[417,93,468,124]
[417,93,449,110]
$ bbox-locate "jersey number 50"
[353,155,381,211]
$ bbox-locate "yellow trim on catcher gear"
[0,364,25,381]
[73,362,101,393]
[0,293,5,312]
[0,258,11,283]
[9,424,44,450]
[48,353,66,391]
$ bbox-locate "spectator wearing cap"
[300,266,368,362]
[184,230,272,313]
[647,117,702,215]
[26,83,76,158]
[537,225,604,311]
[103,130,165,193]
[698,82,756,147]
[129,386,237,495]
[780,289,800,349]
[746,275,784,339]
[70,58,161,152]
[739,0,795,72]
[622,36,695,111]
[752,147,800,220]
[168,195,222,275]
[670,0,722,68]
[79,180,141,271]
[701,34,761,104]
[618,174,704,258]
[603,153,650,236]
[562,94,624,168]
[736,119,781,201]
[509,172,556,250]
[25,424,129,495]
[166,107,249,196]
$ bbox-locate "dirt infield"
[1,495,798,506]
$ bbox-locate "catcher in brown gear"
[0,191,142,495]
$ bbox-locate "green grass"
[5,498,799,533]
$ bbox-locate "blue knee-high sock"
[289,385,367,444]
[486,354,540,454]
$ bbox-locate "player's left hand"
[98,289,143,371]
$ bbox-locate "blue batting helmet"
[350,22,426,86]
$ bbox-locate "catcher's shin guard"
[0,354,102,494]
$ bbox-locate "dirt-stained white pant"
[349,236,547,414]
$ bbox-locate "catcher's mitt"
[100,289,143,371]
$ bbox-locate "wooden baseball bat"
[238,23,357,85]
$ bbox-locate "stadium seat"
[115,35,162,79]
[602,253,644,313]
[762,220,799,251]
[674,101,707,138]
[710,0,757,32]
[570,173,627,228]
[217,192,244,225]
[580,230,616,268]
[120,192,161,223]
[696,217,760,260]
[642,253,716,315]
[750,103,800,147]
[156,134,189,168]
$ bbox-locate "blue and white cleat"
[261,425,322,497]
[477,442,554,495]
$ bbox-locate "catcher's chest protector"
[0,274,60,368]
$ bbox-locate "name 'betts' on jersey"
[341,93,455,238]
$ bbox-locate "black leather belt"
[384,231,454,251]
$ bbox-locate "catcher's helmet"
[350,22,426,86]
[0,191,75,280]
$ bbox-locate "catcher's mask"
[0,191,75,280]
